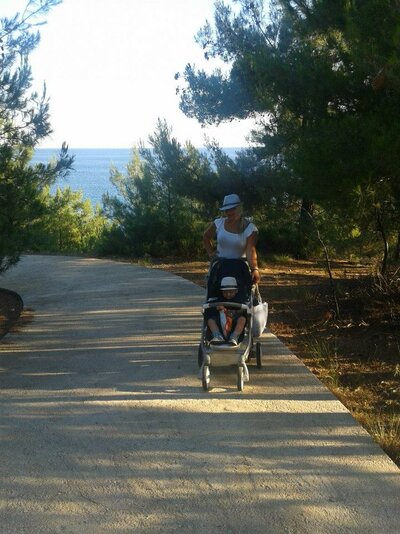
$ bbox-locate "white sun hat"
[219,193,241,211]
[220,276,238,290]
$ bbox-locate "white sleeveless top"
[214,217,258,259]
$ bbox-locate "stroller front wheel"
[237,366,244,391]
[198,343,204,368]
[202,365,211,391]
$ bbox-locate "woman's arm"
[246,232,261,283]
[203,222,217,259]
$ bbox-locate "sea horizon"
[32,146,244,206]
[37,145,245,150]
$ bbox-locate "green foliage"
[177,0,400,265]
[4,0,395,264]
[0,144,73,271]
[101,120,209,258]
[28,186,108,253]
[100,119,304,260]
[0,1,73,272]
[0,1,62,146]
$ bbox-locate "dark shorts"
[205,307,246,333]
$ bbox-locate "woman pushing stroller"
[203,193,261,285]
[199,194,265,390]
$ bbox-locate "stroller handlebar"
[203,301,250,311]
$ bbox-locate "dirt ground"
[150,258,400,468]
[1,257,399,467]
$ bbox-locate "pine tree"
[0,0,73,272]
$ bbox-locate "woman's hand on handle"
[246,232,260,284]
[251,268,261,284]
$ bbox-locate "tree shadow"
[0,257,399,532]
[0,288,23,339]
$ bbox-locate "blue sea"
[32,147,242,207]
[31,148,133,206]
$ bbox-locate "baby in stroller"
[207,276,246,346]
[204,258,253,346]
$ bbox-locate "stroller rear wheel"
[198,343,204,368]
[256,342,262,369]
[202,365,211,391]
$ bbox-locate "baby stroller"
[198,258,263,391]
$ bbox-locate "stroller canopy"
[207,258,252,302]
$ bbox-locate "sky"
[1,0,256,149]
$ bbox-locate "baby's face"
[222,289,237,299]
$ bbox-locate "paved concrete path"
[0,255,398,533]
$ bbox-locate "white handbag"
[252,286,268,337]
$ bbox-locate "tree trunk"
[301,208,341,319]
[376,208,389,276]
[58,228,63,252]
[297,197,314,259]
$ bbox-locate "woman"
[203,193,261,284]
